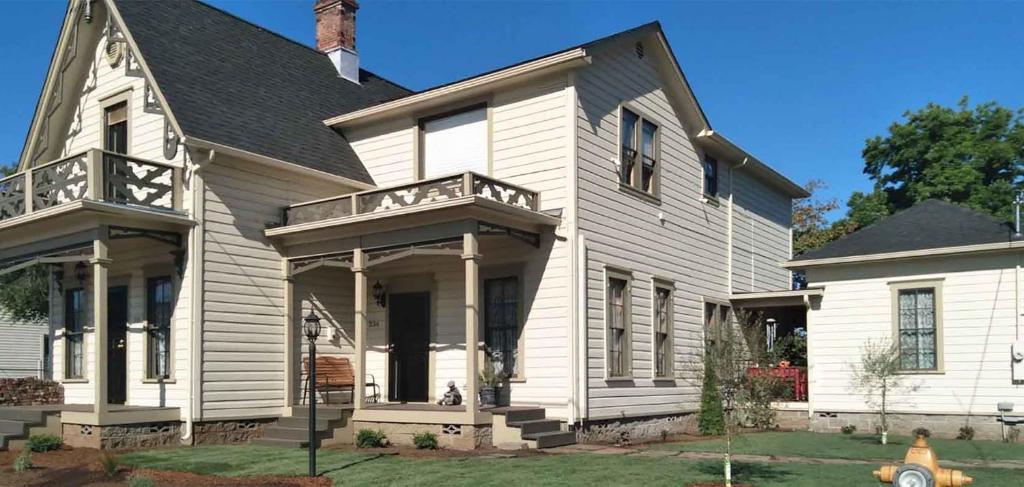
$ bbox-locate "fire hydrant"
[873,435,973,487]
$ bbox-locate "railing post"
[172,167,183,211]
[350,194,359,215]
[533,190,541,211]
[86,149,102,201]
[23,169,34,215]
[462,172,474,197]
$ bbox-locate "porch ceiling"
[729,288,823,308]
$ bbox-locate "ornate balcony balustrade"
[0,149,182,223]
[285,172,541,226]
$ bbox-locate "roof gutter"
[182,137,376,191]
[324,48,591,128]
[785,240,1024,270]
[696,129,809,199]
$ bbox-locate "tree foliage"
[698,351,725,436]
[0,161,50,322]
[850,340,918,444]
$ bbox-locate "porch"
[266,172,566,446]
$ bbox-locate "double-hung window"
[619,107,659,195]
[484,276,519,379]
[704,156,718,198]
[703,300,731,354]
[653,283,673,378]
[893,283,942,372]
[64,288,85,379]
[147,276,173,379]
[606,272,631,378]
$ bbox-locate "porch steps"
[253,406,350,449]
[0,409,48,451]
[490,407,576,449]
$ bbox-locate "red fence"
[746,366,807,402]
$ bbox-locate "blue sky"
[2,1,1021,219]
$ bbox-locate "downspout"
[565,71,579,426]
[180,145,215,443]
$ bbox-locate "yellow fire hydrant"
[873,435,973,487]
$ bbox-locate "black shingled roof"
[114,0,410,184]
[792,199,1017,262]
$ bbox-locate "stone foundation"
[353,421,492,450]
[0,378,63,406]
[62,422,181,450]
[575,412,697,444]
[773,409,810,430]
[810,411,1013,441]
[193,418,273,445]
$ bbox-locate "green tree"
[862,96,1024,222]
[698,351,725,436]
[0,162,49,322]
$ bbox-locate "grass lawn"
[662,431,1024,463]
[119,444,1024,486]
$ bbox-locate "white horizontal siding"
[806,253,1024,415]
[0,309,47,379]
[731,170,792,293]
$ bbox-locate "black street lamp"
[302,311,322,477]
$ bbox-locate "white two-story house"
[0,0,806,450]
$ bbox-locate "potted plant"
[479,357,508,407]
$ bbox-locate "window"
[653,283,673,378]
[64,288,85,379]
[703,300,731,355]
[484,276,519,378]
[619,107,659,195]
[105,102,128,154]
[606,272,631,377]
[420,105,488,179]
[703,155,718,198]
[893,283,942,372]
[147,276,173,379]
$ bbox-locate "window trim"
[701,297,732,358]
[604,267,633,380]
[143,273,176,382]
[480,268,526,382]
[414,100,493,181]
[617,103,661,199]
[889,279,945,374]
[652,278,674,380]
[63,287,86,380]
[702,153,719,200]
[100,89,133,155]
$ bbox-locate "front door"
[107,286,128,405]
[387,292,430,403]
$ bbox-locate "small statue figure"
[437,380,462,406]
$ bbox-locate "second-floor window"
[619,107,659,195]
[105,102,128,154]
[704,156,718,198]
[420,105,487,179]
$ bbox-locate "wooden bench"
[299,356,380,405]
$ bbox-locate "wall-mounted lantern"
[53,265,65,294]
[74,262,88,285]
[372,281,387,308]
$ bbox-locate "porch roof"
[729,288,823,308]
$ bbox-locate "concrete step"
[523,430,576,449]
[263,426,332,442]
[493,407,545,423]
[0,409,44,424]
[252,437,314,449]
[289,406,347,421]
[276,416,332,430]
[495,441,529,451]
[0,434,8,451]
[0,420,28,436]
[510,419,561,435]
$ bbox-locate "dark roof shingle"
[114,0,410,184]
[793,199,1016,262]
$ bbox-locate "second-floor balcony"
[0,149,183,225]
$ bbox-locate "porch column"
[353,248,368,410]
[462,232,480,421]
[91,237,112,414]
[282,260,294,416]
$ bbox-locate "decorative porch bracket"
[478,221,540,248]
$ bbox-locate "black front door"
[388,292,430,403]
[107,286,128,405]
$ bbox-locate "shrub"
[698,352,725,436]
[956,426,975,441]
[26,433,62,452]
[413,432,438,450]
[737,374,785,430]
[128,475,156,487]
[99,452,120,478]
[13,450,32,472]
[1008,426,1021,443]
[840,425,857,435]
[356,429,388,448]
[912,427,931,438]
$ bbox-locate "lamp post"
[302,311,322,478]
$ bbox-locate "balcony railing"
[0,149,183,223]
[285,172,541,226]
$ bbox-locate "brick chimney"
[314,0,360,83]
